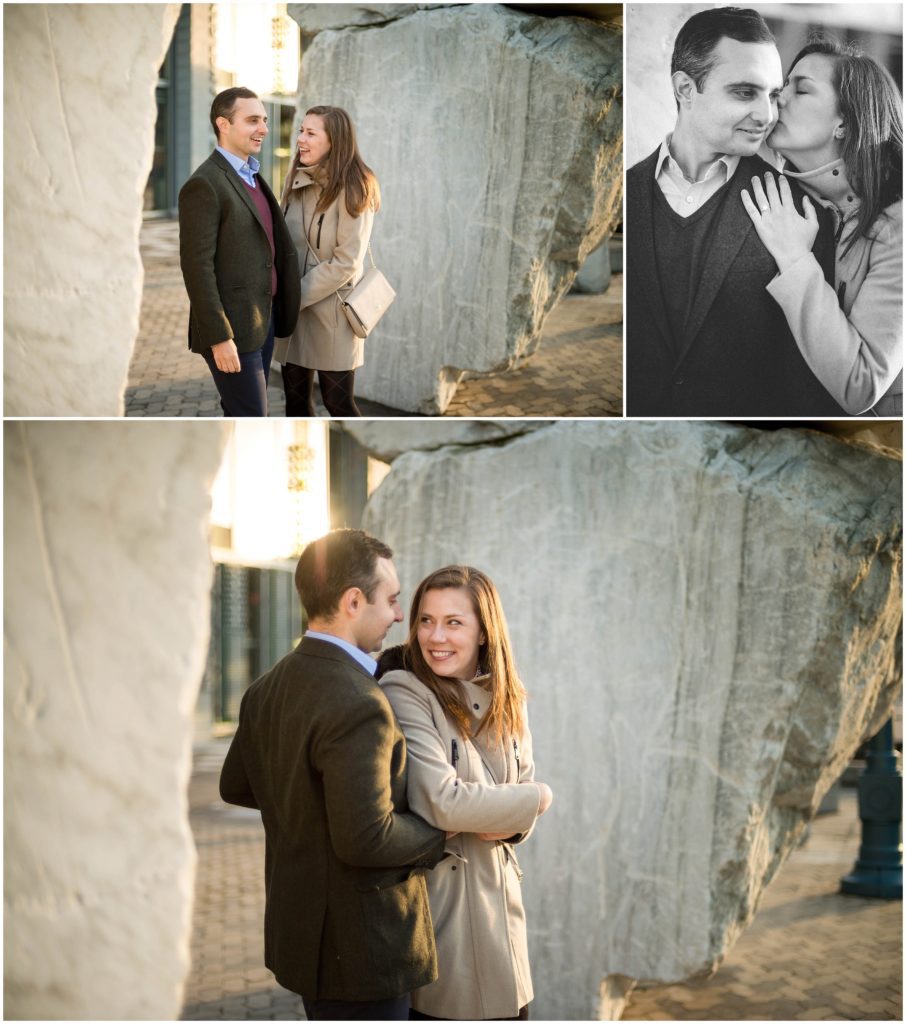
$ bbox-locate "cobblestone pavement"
[126,219,622,418]
[182,742,901,1021]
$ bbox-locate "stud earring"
[834,126,845,139]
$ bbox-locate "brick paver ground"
[181,742,901,1021]
[126,219,622,418]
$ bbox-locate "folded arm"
[381,672,541,836]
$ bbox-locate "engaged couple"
[627,6,902,417]
[179,89,384,417]
[220,529,553,1020]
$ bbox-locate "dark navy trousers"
[202,313,275,417]
[302,994,410,1020]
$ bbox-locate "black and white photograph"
[625,3,903,417]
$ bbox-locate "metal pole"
[840,717,902,899]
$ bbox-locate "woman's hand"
[475,783,553,841]
[740,172,819,274]
[534,781,553,816]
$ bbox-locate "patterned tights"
[282,362,362,417]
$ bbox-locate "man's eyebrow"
[724,80,770,90]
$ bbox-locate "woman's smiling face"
[297,113,331,166]
[768,53,844,164]
[416,587,483,681]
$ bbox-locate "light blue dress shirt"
[304,630,377,676]
[216,146,260,189]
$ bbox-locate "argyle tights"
[281,362,362,417]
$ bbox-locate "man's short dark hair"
[295,529,393,621]
[672,7,775,93]
[210,87,259,141]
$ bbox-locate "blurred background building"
[145,3,301,217]
[196,423,386,737]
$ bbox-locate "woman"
[741,39,902,416]
[377,566,553,1021]
[275,105,379,416]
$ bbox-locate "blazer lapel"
[211,150,267,234]
[627,149,678,361]
[677,159,757,365]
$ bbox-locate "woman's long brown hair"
[788,39,902,256]
[286,105,380,218]
[404,566,526,744]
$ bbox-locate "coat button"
[451,865,457,871]
[832,169,839,176]
[473,703,480,710]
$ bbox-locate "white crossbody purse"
[302,215,396,340]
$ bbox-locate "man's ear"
[672,71,698,109]
[340,586,363,618]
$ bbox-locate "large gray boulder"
[3,4,180,416]
[361,420,902,1019]
[288,4,622,412]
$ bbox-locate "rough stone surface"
[290,4,444,32]
[361,420,902,1020]
[4,422,227,1019]
[289,4,622,412]
[343,419,545,462]
[3,4,181,416]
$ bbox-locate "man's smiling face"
[680,37,783,160]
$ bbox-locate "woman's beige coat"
[767,160,902,416]
[274,156,374,371]
[380,669,542,1021]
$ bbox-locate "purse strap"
[300,204,377,303]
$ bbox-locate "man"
[179,87,301,416]
[626,7,846,416]
[220,529,446,1021]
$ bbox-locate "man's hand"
[211,338,241,373]
[740,172,819,275]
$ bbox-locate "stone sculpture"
[288,3,622,412]
[3,4,180,416]
[354,420,902,1019]
[4,421,227,1018]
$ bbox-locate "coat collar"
[782,158,861,221]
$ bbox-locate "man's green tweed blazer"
[178,150,301,354]
[220,636,446,1001]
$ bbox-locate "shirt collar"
[216,146,260,179]
[305,630,377,676]
[655,134,740,184]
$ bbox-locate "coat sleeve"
[381,672,541,835]
[507,708,539,846]
[765,209,903,414]
[313,684,446,870]
[299,200,374,310]
[178,174,234,348]
[219,719,258,810]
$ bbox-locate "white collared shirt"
[655,136,740,217]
